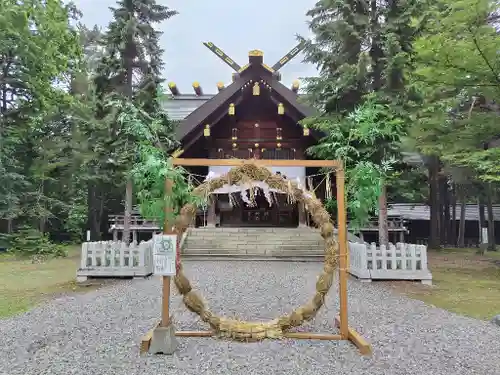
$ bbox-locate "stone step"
[186,237,322,242]
[186,230,321,235]
[186,232,322,236]
[185,234,324,240]
[182,249,325,256]
[185,240,324,247]
[183,227,330,258]
[186,238,323,242]
[181,254,324,262]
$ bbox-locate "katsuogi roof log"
[192,82,203,96]
[168,82,180,95]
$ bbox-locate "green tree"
[410,0,500,249]
[0,0,82,235]
[302,0,422,245]
[411,0,500,181]
[100,0,178,244]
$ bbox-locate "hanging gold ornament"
[278,103,284,115]
[253,82,260,95]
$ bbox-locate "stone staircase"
[181,227,327,260]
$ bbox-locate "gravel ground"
[1,261,500,375]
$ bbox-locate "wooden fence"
[348,242,432,285]
[76,240,153,282]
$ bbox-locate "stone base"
[148,324,178,355]
[491,315,500,327]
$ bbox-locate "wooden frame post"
[161,178,173,327]
[335,166,349,339]
[141,158,371,356]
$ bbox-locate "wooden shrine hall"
[167,41,325,228]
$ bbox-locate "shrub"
[7,226,68,258]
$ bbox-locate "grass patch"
[389,248,500,320]
[0,246,108,318]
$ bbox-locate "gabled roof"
[174,75,247,140]
[172,54,318,143]
[267,79,314,118]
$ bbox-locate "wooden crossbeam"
[171,158,341,168]
[270,42,306,72]
[203,42,242,72]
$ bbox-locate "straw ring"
[173,163,339,341]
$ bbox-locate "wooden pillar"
[161,178,173,327]
[336,166,349,339]
[132,230,137,243]
[399,230,404,243]
[298,202,307,227]
[113,230,118,241]
[206,201,216,227]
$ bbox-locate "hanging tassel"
[325,172,332,200]
[307,176,316,198]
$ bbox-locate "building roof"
[388,203,500,221]
[162,94,213,121]
[174,74,249,141]
[162,92,308,122]
[168,58,319,145]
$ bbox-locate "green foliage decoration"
[108,96,202,229]
[305,98,403,231]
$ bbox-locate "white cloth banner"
[208,166,305,181]
[204,167,311,200]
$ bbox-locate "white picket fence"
[348,242,432,285]
[76,240,154,282]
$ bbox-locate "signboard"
[481,227,488,244]
[153,234,177,276]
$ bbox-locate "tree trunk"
[121,37,135,245]
[477,198,486,254]
[122,178,133,245]
[428,156,441,249]
[458,186,466,248]
[87,183,103,241]
[39,180,46,233]
[378,183,389,246]
[450,183,457,246]
[486,183,496,251]
[439,175,449,246]
[478,198,485,245]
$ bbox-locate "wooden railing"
[108,214,159,229]
[350,217,407,231]
[348,242,432,284]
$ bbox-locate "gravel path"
[1,261,500,375]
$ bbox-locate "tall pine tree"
[300,0,370,115]
[100,0,177,243]
[302,0,424,244]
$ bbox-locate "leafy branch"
[108,96,202,229]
